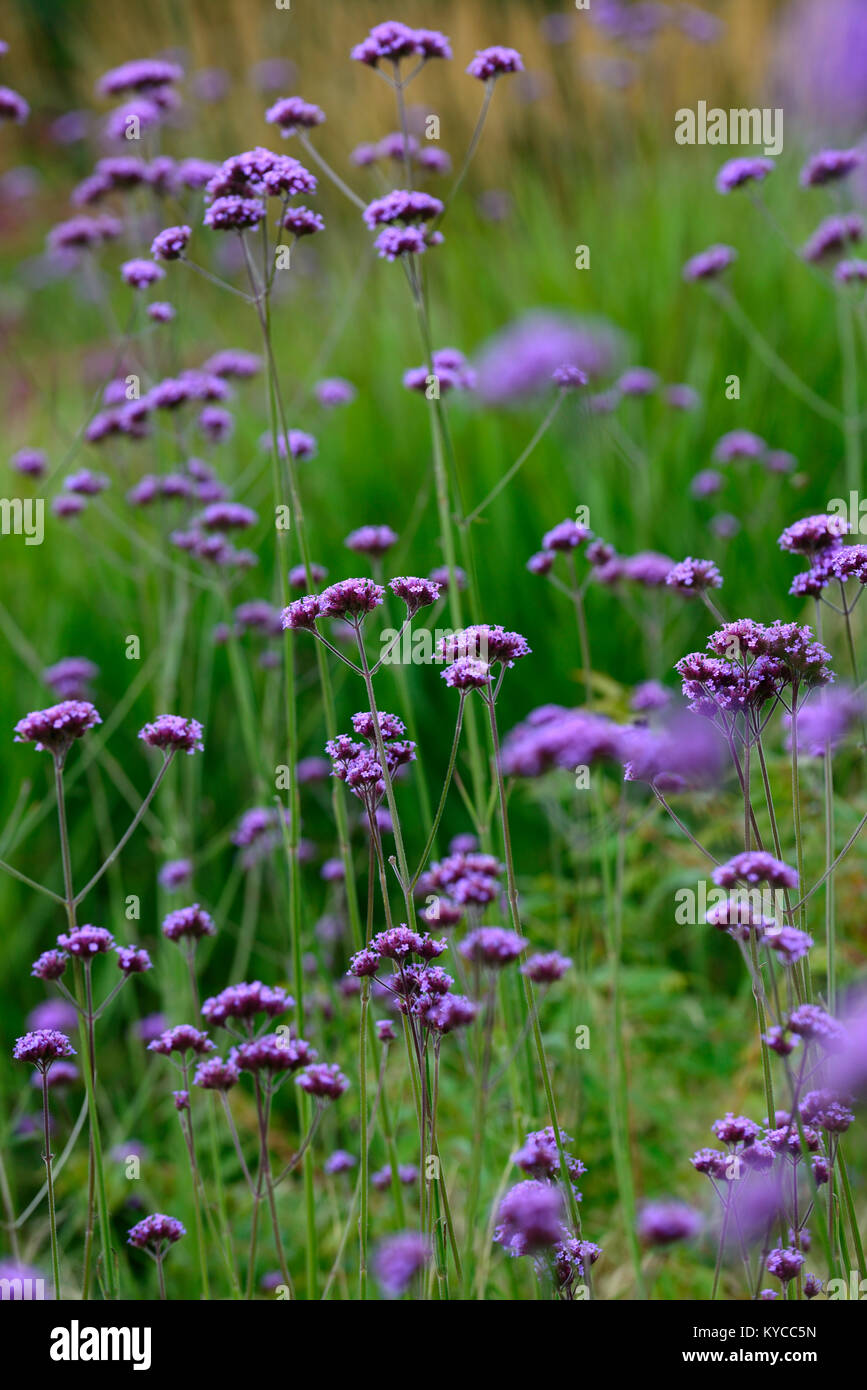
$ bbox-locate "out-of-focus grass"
[0,0,865,1299]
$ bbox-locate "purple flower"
[138,714,204,755]
[265,96,326,135]
[98,59,183,97]
[552,363,588,389]
[127,1213,186,1251]
[121,259,165,289]
[162,904,216,943]
[319,578,385,619]
[666,557,723,596]
[147,1025,214,1060]
[713,852,798,891]
[665,384,700,410]
[527,551,556,576]
[31,950,69,981]
[282,595,322,631]
[460,926,527,968]
[802,213,863,263]
[766,1247,805,1283]
[800,148,862,187]
[764,926,814,965]
[779,513,849,555]
[388,575,441,614]
[467,47,524,81]
[193,1057,240,1091]
[373,1232,430,1296]
[631,680,670,713]
[274,207,321,240]
[638,1201,702,1245]
[345,524,398,556]
[295,1062,349,1100]
[151,225,190,260]
[716,156,774,192]
[11,448,47,478]
[201,981,293,1027]
[473,310,622,405]
[543,519,592,552]
[43,657,98,700]
[314,377,355,408]
[618,366,659,397]
[835,259,867,284]
[494,1181,564,1256]
[116,946,152,975]
[520,951,572,983]
[233,1033,315,1073]
[683,244,736,281]
[13,1030,76,1067]
[0,87,29,124]
[64,470,108,496]
[374,224,442,260]
[204,196,266,231]
[441,657,492,690]
[714,429,765,463]
[14,701,101,756]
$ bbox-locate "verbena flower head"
[282,595,322,631]
[11,447,48,478]
[713,852,798,890]
[151,225,190,260]
[265,96,326,136]
[147,1025,216,1057]
[802,213,863,263]
[314,377,355,408]
[835,258,867,284]
[666,557,723,595]
[31,950,69,981]
[351,22,450,67]
[345,524,398,556]
[127,1213,186,1252]
[618,367,659,397]
[57,924,115,957]
[521,951,572,983]
[138,714,204,755]
[116,945,152,975]
[13,1030,76,1067]
[467,47,524,80]
[14,701,101,756]
[201,981,293,1028]
[715,156,774,192]
[233,1033,316,1073]
[162,904,216,943]
[296,1062,349,1100]
[552,363,588,389]
[638,1201,702,1245]
[388,575,442,615]
[778,513,849,555]
[683,244,736,281]
[280,206,325,237]
[714,429,765,462]
[441,657,492,690]
[543,519,592,551]
[373,1232,430,1296]
[98,59,183,97]
[0,87,30,124]
[42,656,98,700]
[800,148,862,187]
[494,1180,564,1256]
[460,927,527,968]
[121,259,165,289]
[325,1149,356,1175]
[319,578,385,619]
[436,624,531,668]
[204,196,266,231]
[766,1247,805,1283]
